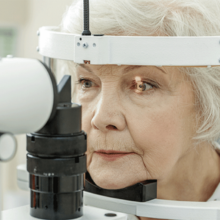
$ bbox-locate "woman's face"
[76,64,196,189]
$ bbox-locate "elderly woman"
[61,0,220,219]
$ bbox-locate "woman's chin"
[87,152,149,189]
[90,173,133,190]
[88,166,146,190]
[94,179,126,190]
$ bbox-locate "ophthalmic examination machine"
[1,0,220,219]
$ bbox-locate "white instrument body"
[0,58,55,134]
[0,133,16,161]
[2,205,127,220]
[17,165,220,220]
[39,26,220,67]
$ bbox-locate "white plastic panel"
[84,192,220,220]
[17,164,29,191]
[2,205,127,220]
[17,180,29,192]
[0,133,16,161]
[0,58,54,134]
[39,27,76,61]
[38,26,220,66]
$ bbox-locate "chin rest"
[85,172,157,202]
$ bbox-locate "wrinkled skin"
[76,64,220,220]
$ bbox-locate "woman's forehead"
[77,64,169,76]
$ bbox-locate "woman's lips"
[94,150,134,161]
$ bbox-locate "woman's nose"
[91,93,126,133]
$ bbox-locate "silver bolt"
[7,55,13,58]
[36,47,40,52]
[93,43,96,47]
[83,43,88,48]
[77,42,80,46]
[37,30,40,36]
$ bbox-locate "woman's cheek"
[80,95,100,134]
[127,108,184,179]
[136,126,181,180]
[77,89,97,103]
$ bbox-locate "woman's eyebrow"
[122,66,166,74]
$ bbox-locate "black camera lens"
[27,76,87,220]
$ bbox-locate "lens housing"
[27,76,87,220]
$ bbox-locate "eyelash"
[76,78,95,88]
[131,80,158,91]
[76,78,158,92]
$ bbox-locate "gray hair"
[61,0,220,147]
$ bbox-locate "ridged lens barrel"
[27,87,87,220]
[29,174,84,220]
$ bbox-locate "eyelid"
[132,79,159,88]
[143,80,159,88]
[77,73,101,84]
[77,77,95,83]
[78,78,87,83]
[76,78,98,89]
[131,70,163,86]
[77,78,92,84]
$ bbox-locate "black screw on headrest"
[82,0,91,36]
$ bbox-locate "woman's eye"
[83,80,93,88]
[136,81,153,92]
[78,79,94,89]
